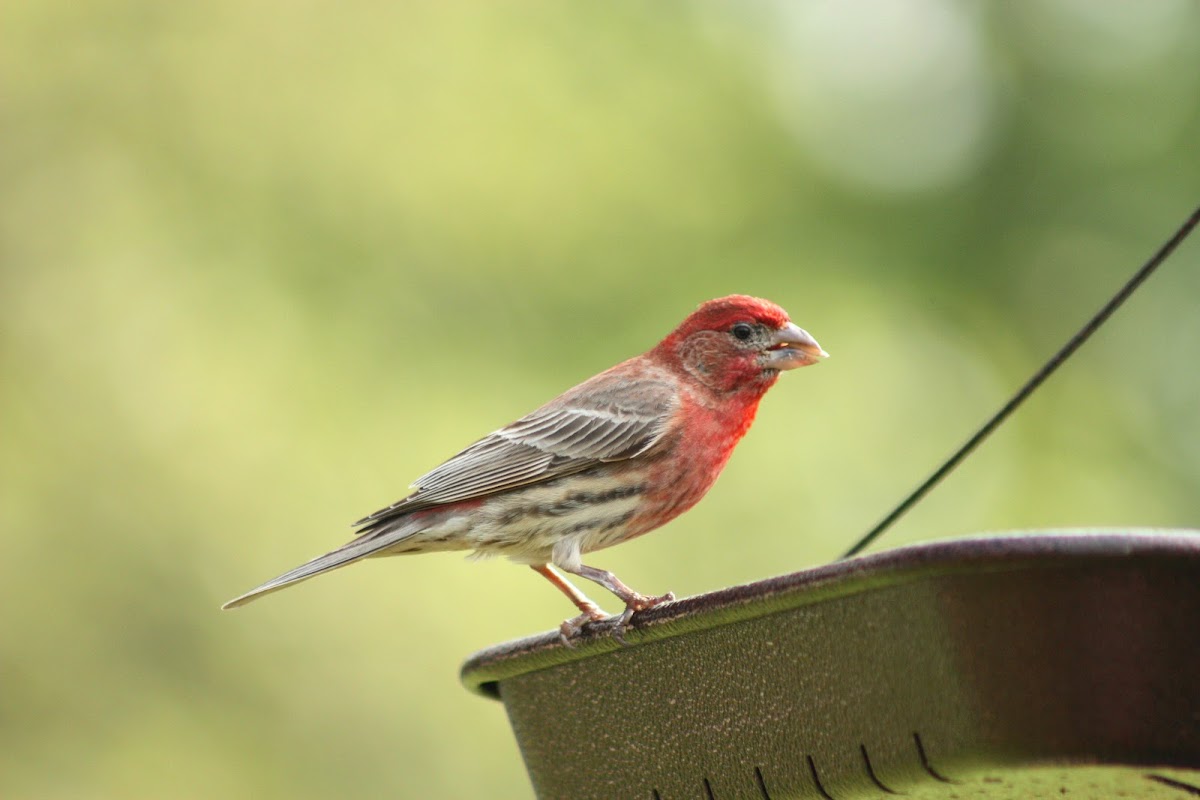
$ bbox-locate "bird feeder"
[462,530,1200,799]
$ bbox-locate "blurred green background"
[3,1,1199,797]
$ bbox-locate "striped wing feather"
[353,374,676,528]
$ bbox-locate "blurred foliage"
[2,1,1199,797]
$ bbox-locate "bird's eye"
[731,322,754,341]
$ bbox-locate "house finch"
[223,295,827,640]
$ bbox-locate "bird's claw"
[556,592,675,647]
[558,606,609,648]
[610,591,675,646]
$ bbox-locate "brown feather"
[352,369,678,528]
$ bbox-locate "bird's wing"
[353,372,677,527]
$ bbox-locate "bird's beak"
[765,322,828,370]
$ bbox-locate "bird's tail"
[221,521,420,610]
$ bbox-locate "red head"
[652,295,827,394]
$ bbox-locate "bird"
[223,295,827,641]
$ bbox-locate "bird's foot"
[610,591,675,646]
[558,605,609,648]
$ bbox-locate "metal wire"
[842,204,1200,559]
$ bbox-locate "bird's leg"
[563,563,674,641]
[530,564,608,645]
